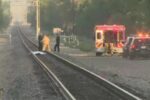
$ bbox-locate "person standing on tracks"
[38,34,43,51]
[42,34,51,52]
[54,34,60,52]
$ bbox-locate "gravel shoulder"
[58,45,150,100]
[0,26,62,100]
[24,26,150,100]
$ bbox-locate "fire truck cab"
[95,25,126,56]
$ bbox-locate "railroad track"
[17,26,75,100]
[18,25,142,100]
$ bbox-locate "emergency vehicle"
[123,33,150,59]
[95,25,126,56]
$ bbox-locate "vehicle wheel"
[96,52,102,56]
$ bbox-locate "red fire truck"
[95,25,126,56]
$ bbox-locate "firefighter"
[42,34,51,52]
[38,34,43,51]
[54,34,60,52]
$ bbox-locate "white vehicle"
[94,25,126,56]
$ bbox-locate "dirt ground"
[0,26,62,100]
[58,46,150,100]
[24,26,150,100]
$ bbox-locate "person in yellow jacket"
[42,34,51,52]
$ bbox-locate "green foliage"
[0,0,3,28]
[0,0,10,30]
[78,37,94,52]
[28,6,36,27]
[28,0,150,35]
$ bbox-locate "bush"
[62,35,94,52]
[78,37,94,52]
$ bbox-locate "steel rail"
[19,26,142,100]
[17,26,76,100]
[50,52,142,100]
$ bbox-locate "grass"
[78,37,95,52]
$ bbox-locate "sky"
[2,0,28,1]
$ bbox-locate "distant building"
[10,0,28,25]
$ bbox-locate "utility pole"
[71,0,78,35]
[35,0,40,38]
[71,0,75,35]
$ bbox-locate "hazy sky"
[2,0,9,1]
[10,0,28,23]
[2,0,27,1]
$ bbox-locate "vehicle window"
[97,32,101,39]
[104,31,116,43]
[118,31,123,40]
[126,38,132,46]
[134,38,150,46]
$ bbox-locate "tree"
[0,0,3,28]
[0,0,10,31]
[28,0,150,36]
